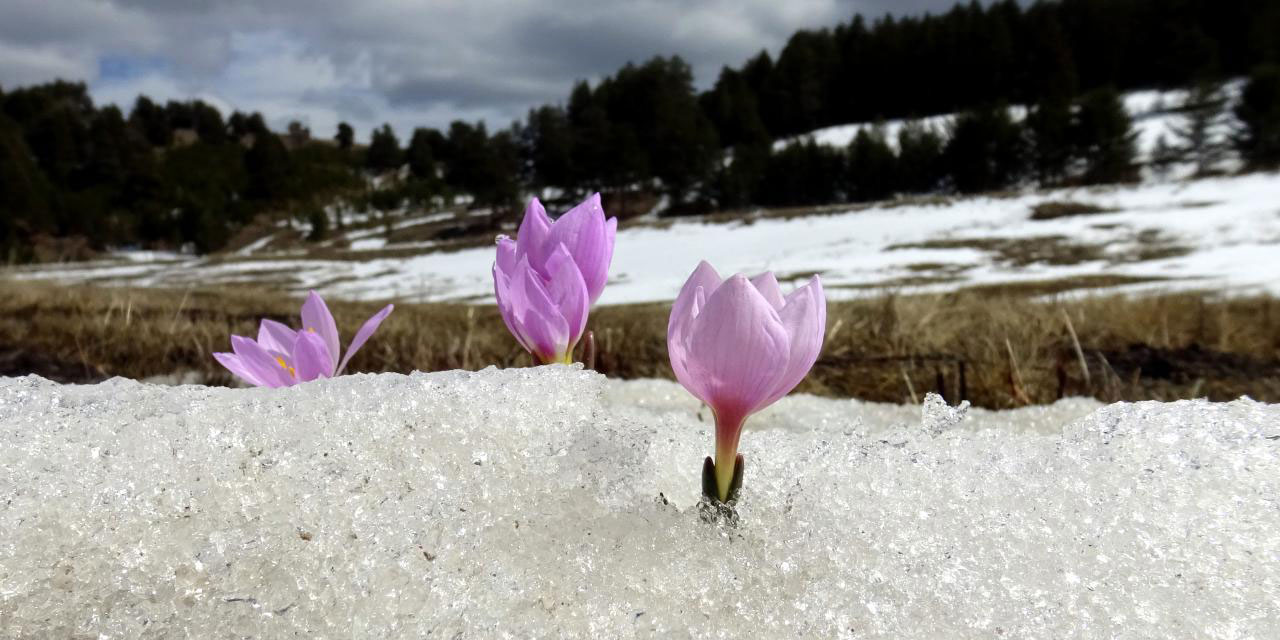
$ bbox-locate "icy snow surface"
[11,172,1280,304]
[2,368,1277,638]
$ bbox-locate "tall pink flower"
[214,291,394,387]
[668,261,826,502]
[494,194,617,364]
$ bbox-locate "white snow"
[1,368,1276,637]
[9,172,1280,303]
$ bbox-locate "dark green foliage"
[944,105,1026,193]
[523,106,575,191]
[846,128,896,202]
[0,112,52,259]
[1173,79,1230,176]
[335,122,354,150]
[1234,65,1280,169]
[1025,96,1075,185]
[365,124,402,172]
[1073,88,1138,184]
[406,127,440,181]
[129,96,171,147]
[306,210,329,242]
[759,141,845,206]
[895,123,945,193]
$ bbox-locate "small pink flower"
[214,291,393,387]
[494,194,617,364]
[668,261,826,501]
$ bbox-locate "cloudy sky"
[1,0,966,140]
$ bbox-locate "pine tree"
[1148,134,1182,181]
[1073,88,1138,185]
[406,127,439,181]
[1172,79,1229,176]
[895,122,945,193]
[335,122,354,150]
[944,104,1026,193]
[846,127,896,202]
[1234,65,1280,169]
[1025,95,1074,185]
[365,124,402,172]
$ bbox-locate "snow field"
[1,367,1276,637]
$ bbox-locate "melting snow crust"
[1,367,1277,638]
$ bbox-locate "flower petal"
[300,291,340,375]
[231,335,294,387]
[257,319,298,354]
[336,304,395,375]
[668,261,722,398]
[213,352,264,387]
[516,197,553,270]
[684,274,791,420]
[548,193,613,303]
[750,272,786,311]
[544,243,590,347]
[495,236,518,275]
[512,256,570,362]
[760,276,827,407]
[494,264,534,354]
[293,330,333,382]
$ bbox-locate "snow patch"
[0,369,1275,637]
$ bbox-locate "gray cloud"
[0,0,982,138]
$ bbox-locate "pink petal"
[511,257,570,362]
[213,352,264,387]
[336,304,394,375]
[293,330,333,382]
[548,193,613,303]
[750,272,786,311]
[684,274,791,421]
[516,197,553,271]
[495,236,518,275]
[760,276,827,407]
[257,319,298,354]
[668,261,722,397]
[300,291,340,375]
[231,335,294,388]
[494,264,534,354]
[544,243,590,347]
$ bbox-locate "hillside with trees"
[2,0,1280,261]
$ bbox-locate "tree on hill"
[1073,87,1138,184]
[1234,65,1280,169]
[365,124,402,172]
[846,127,896,202]
[1025,95,1074,185]
[406,127,441,182]
[895,122,945,193]
[335,122,354,150]
[1172,79,1230,176]
[944,104,1026,193]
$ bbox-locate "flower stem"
[713,412,745,502]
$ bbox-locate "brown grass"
[1,279,1277,408]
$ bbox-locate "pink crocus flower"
[493,194,618,364]
[668,261,826,502]
[214,291,394,388]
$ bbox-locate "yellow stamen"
[275,356,297,377]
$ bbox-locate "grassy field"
[1,279,1277,408]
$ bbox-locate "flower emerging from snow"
[493,194,617,364]
[668,261,826,503]
[214,291,393,388]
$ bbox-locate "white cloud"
[0,0,969,138]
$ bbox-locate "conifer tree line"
[2,0,1280,260]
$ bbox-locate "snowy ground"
[774,84,1235,165]
[9,171,1280,304]
[1,367,1276,637]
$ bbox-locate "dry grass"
[1,279,1277,408]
